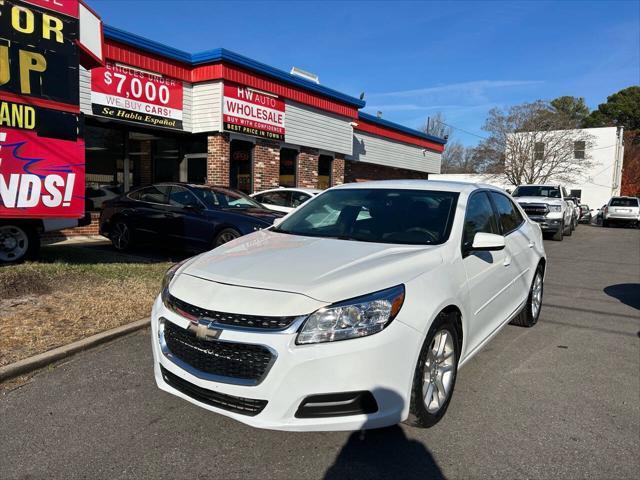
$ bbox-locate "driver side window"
[463,192,499,248]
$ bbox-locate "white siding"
[182,82,193,132]
[350,131,442,174]
[191,81,222,133]
[79,66,91,115]
[284,100,353,155]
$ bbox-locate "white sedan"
[250,187,321,213]
[152,180,546,431]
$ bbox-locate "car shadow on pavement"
[324,389,445,480]
[324,425,445,480]
[604,283,640,311]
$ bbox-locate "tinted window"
[291,191,311,207]
[610,198,639,207]
[191,187,262,209]
[169,186,199,207]
[260,191,290,207]
[491,192,524,234]
[512,186,561,198]
[463,192,500,247]
[275,189,458,245]
[133,186,169,204]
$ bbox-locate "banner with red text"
[91,62,184,130]
[0,128,85,218]
[223,83,285,141]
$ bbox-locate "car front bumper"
[151,295,423,431]
[526,216,563,232]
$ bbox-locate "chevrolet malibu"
[152,180,546,431]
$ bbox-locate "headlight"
[160,259,189,301]
[548,205,562,212]
[296,285,405,345]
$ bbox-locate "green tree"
[550,96,590,127]
[582,86,640,129]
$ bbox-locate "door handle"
[503,256,511,267]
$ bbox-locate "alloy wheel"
[0,225,29,262]
[422,329,456,414]
[216,230,239,246]
[112,223,130,250]
[531,271,543,319]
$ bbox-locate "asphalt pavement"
[1,224,639,479]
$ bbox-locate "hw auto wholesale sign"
[0,0,85,218]
[223,83,285,141]
[91,62,184,130]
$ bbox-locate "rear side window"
[463,192,500,248]
[610,198,639,207]
[260,191,291,207]
[490,192,524,234]
[291,191,311,207]
[131,186,169,204]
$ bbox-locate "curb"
[0,318,150,383]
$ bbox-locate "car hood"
[181,230,443,303]
[216,207,284,224]
[514,196,563,206]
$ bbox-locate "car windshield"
[273,188,459,245]
[610,198,639,207]
[580,205,590,212]
[191,187,263,209]
[512,186,561,198]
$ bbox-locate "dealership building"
[69,25,446,232]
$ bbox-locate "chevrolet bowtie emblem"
[188,318,222,341]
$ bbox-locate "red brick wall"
[253,139,280,192]
[332,154,345,186]
[207,133,231,186]
[344,160,429,183]
[42,213,101,240]
[297,147,319,188]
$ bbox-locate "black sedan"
[99,183,284,252]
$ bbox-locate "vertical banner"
[0,0,86,218]
[223,83,285,141]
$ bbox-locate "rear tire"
[552,223,564,241]
[510,266,544,327]
[602,219,609,228]
[406,312,460,428]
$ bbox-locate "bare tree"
[422,112,451,140]
[441,141,483,173]
[478,101,595,186]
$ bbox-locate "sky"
[92,0,640,145]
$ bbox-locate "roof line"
[103,25,365,108]
[358,112,447,144]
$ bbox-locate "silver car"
[603,196,640,227]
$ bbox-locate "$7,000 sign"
[91,62,184,130]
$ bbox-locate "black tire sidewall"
[111,220,132,251]
[407,313,460,428]
[214,228,240,247]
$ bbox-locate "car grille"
[166,293,298,330]
[163,320,274,383]
[521,204,549,216]
[160,365,267,416]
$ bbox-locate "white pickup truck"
[511,184,574,241]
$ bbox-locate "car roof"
[331,179,503,194]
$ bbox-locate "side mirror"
[471,232,505,251]
[272,217,284,228]
[184,203,203,212]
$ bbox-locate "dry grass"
[0,244,173,367]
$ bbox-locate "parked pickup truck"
[511,184,574,241]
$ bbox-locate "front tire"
[110,220,133,251]
[511,266,544,327]
[214,228,240,247]
[552,223,564,241]
[406,312,460,428]
[0,224,39,264]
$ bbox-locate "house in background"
[433,126,625,209]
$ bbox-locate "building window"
[574,141,586,159]
[570,189,582,201]
[279,148,297,187]
[85,125,125,212]
[318,155,333,189]
[534,142,545,161]
[230,139,253,193]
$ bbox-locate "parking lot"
[1,225,638,480]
